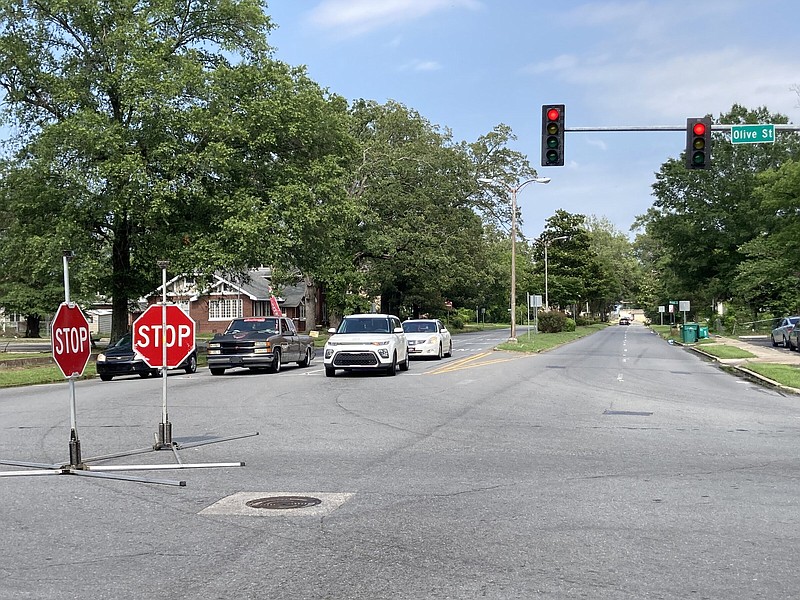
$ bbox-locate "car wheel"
[298,347,312,368]
[445,341,453,357]
[269,350,281,373]
[139,372,151,379]
[386,353,397,376]
[210,368,225,376]
[325,366,336,377]
[771,334,778,347]
[184,354,197,374]
[436,343,443,360]
[399,352,410,371]
[99,374,113,382]
[783,336,789,348]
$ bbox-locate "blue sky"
[265,0,800,240]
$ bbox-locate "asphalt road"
[1,324,799,599]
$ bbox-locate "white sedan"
[402,319,452,359]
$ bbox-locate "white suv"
[324,314,409,377]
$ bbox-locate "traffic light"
[541,104,565,166]
[685,117,712,170]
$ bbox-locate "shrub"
[448,315,464,330]
[564,317,576,332]
[537,311,568,333]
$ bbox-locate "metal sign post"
[0,254,254,487]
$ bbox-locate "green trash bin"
[698,325,709,339]
[681,323,698,343]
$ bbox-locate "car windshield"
[791,317,800,325]
[111,334,132,349]
[403,321,436,333]
[225,318,279,335]
[338,317,391,334]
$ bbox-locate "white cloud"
[399,59,443,72]
[307,0,483,36]
[586,138,608,151]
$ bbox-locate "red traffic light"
[685,117,712,170]
[541,104,565,167]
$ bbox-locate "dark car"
[95,333,197,381]
[619,317,631,325]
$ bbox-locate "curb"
[685,344,800,395]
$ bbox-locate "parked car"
[96,333,197,381]
[206,316,315,376]
[402,318,452,359]
[771,316,800,347]
[787,326,800,351]
[323,314,409,377]
[619,317,631,326]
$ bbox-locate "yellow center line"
[426,351,525,375]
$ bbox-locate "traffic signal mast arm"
[561,124,799,132]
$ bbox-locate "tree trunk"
[303,275,317,332]
[110,215,132,343]
[25,314,41,338]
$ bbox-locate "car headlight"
[370,341,389,346]
[426,336,438,345]
[253,341,271,354]
[97,353,107,362]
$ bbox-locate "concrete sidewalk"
[685,333,800,393]
[701,335,800,365]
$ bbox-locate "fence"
[730,319,773,336]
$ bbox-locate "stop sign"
[52,303,92,378]
[132,304,196,369]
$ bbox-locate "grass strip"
[742,362,800,389]
[496,324,608,353]
[695,344,756,359]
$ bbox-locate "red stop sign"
[132,304,196,369]
[52,303,92,378]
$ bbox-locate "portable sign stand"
[0,253,255,487]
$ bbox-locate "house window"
[209,298,242,321]
[253,301,269,317]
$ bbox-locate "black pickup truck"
[206,316,316,376]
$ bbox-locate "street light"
[542,235,569,311]
[478,176,551,342]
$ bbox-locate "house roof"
[148,267,305,308]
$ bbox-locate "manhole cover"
[245,496,322,510]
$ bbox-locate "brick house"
[142,267,320,335]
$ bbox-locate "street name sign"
[731,124,775,145]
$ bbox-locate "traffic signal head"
[541,104,565,166]
[685,117,712,170]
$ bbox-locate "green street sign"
[731,124,775,145]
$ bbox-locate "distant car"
[96,333,197,381]
[771,316,800,347]
[402,318,452,359]
[323,314,409,377]
[619,317,631,326]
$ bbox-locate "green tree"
[0,2,354,339]
[533,210,597,313]
[330,100,489,321]
[635,104,800,320]
[733,159,800,315]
